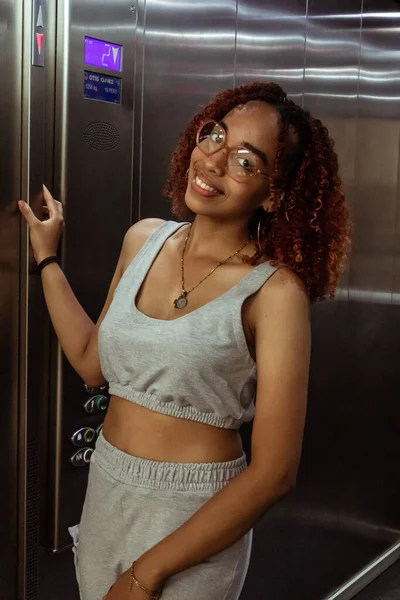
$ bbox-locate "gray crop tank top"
[98,220,280,430]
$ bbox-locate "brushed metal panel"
[296,4,400,600]
[235,0,307,101]
[303,0,362,301]
[304,1,363,119]
[19,0,57,596]
[233,2,400,600]
[136,0,237,220]
[0,1,23,597]
[49,0,136,551]
[350,0,400,303]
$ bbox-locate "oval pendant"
[174,294,188,309]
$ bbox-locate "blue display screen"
[84,70,122,104]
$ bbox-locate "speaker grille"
[83,121,121,151]
[26,438,39,600]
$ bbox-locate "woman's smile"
[191,172,223,198]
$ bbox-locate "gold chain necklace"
[173,224,253,309]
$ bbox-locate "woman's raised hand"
[18,185,64,265]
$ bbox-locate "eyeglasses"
[196,120,270,184]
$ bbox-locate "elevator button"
[84,428,96,443]
[70,447,94,467]
[71,427,96,447]
[84,383,108,395]
[82,448,93,463]
[83,395,109,414]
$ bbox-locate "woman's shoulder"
[125,217,167,244]
[255,263,310,314]
[268,264,308,297]
[121,217,167,270]
[244,262,310,350]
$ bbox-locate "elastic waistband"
[93,430,248,492]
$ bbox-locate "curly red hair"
[163,82,352,303]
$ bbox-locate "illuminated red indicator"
[36,33,44,54]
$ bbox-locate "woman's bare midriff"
[101,395,244,463]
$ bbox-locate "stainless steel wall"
[0,1,138,598]
[130,1,400,599]
[352,1,400,302]
[134,0,239,219]
[135,0,400,305]
[48,0,136,553]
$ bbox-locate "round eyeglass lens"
[197,121,225,154]
[227,148,259,178]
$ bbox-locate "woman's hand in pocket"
[17,185,64,264]
[102,568,153,600]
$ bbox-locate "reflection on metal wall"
[48,0,136,552]
[135,0,238,220]
[134,0,400,306]
[351,1,400,303]
[130,2,400,599]
[303,0,362,301]
[235,0,307,100]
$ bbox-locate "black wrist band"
[37,256,60,272]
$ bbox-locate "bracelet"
[129,561,164,599]
[37,255,60,272]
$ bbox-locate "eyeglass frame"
[195,119,271,184]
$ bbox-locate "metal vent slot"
[83,121,121,151]
[26,438,39,600]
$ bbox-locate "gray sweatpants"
[68,430,253,600]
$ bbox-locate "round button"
[84,383,107,394]
[82,448,94,464]
[83,428,96,443]
[95,395,109,411]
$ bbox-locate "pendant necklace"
[173,223,253,309]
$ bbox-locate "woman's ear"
[261,191,284,213]
[261,192,275,213]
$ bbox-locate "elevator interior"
[0,1,399,599]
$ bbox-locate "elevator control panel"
[70,447,94,467]
[70,386,108,466]
[83,394,109,414]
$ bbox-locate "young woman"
[18,81,351,600]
